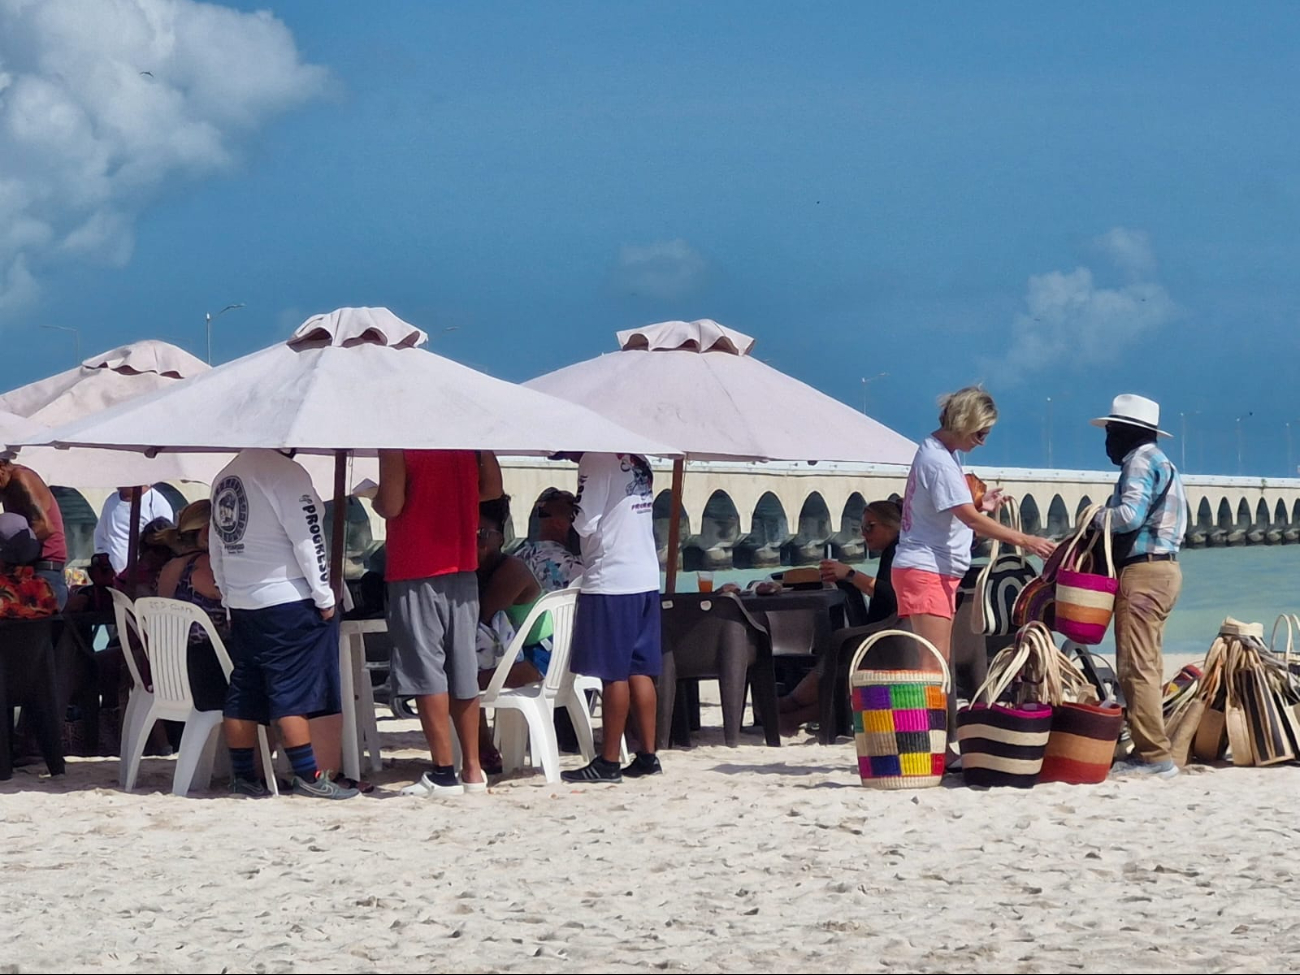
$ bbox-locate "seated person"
[513,488,583,592]
[777,499,901,735]
[0,512,58,619]
[476,496,551,772]
[64,552,117,614]
[115,516,177,597]
[156,500,228,713]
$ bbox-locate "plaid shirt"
[1093,443,1187,557]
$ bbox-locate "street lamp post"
[1045,396,1054,469]
[41,324,81,366]
[860,372,888,415]
[1236,416,1246,475]
[205,303,245,365]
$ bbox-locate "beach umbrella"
[27,307,681,597]
[525,319,917,589]
[0,410,50,448]
[0,340,226,487]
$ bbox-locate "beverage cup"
[697,570,714,593]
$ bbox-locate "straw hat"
[157,500,211,552]
[1090,394,1171,437]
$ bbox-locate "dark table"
[0,617,67,780]
[739,587,847,657]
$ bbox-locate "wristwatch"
[846,568,857,580]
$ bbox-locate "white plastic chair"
[108,588,152,787]
[124,598,277,797]
[480,589,579,782]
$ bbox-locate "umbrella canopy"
[31,307,679,458]
[524,319,916,464]
[0,410,51,448]
[0,340,226,487]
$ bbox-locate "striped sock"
[285,743,318,782]
[229,747,256,780]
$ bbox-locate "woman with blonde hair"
[894,387,1055,688]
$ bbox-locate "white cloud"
[613,238,708,300]
[0,0,326,318]
[985,229,1177,380]
[1092,226,1156,280]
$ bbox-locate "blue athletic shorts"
[224,599,341,724]
[569,590,661,682]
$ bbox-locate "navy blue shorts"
[224,600,341,724]
[570,591,661,682]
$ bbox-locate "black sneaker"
[561,757,623,784]
[621,752,662,778]
[292,771,359,800]
[230,776,272,798]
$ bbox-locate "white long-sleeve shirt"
[208,449,334,612]
[572,453,660,595]
[94,489,174,572]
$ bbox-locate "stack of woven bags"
[848,622,1124,790]
[1163,615,1300,768]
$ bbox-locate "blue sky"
[3,2,1298,474]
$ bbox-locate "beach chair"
[124,598,277,797]
[480,589,579,782]
[108,588,152,786]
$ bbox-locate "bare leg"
[628,675,657,757]
[308,713,343,771]
[223,717,259,750]
[904,614,957,753]
[415,693,454,765]
[449,696,484,784]
[600,679,630,762]
[276,715,311,749]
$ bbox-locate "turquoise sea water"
[665,545,1300,657]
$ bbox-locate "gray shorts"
[386,571,480,700]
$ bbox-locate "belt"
[33,560,64,572]
[1120,553,1177,568]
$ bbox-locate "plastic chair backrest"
[482,588,579,700]
[133,597,233,709]
[108,588,147,691]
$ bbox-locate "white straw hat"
[1090,394,1171,437]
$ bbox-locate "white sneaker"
[1111,758,1179,779]
[399,771,465,797]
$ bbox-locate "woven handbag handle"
[1051,502,1100,576]
[967,623,1049,705]
[847,628,951,692]
[1196,637,1228,705]
[1096,507,1115,579]
[1270,613,1300,664]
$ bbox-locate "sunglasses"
[476,528,502,541]
[971,428,991,445]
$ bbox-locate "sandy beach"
[2,657,1298,975]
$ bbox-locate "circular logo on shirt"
[213,475,249,546]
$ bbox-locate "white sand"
[2,666,1298,974]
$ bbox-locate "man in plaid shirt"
[1090,394,1187,779]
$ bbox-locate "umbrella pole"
[330,449,347,605]
[125,485,142,599]
[664,458,685,594]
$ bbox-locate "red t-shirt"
[384,450,479,582]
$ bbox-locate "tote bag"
[972,499,1038,637]
[1055,507,1119,645]
[956,628,1053,788]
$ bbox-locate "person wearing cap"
[0,512,58,619]
[0,458,68,609]
[1090,394,1187,779]
[94,485,175,574]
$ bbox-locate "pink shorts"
[892,567,962,620]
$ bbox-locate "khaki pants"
[1114,561,1182,764]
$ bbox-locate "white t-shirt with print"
[893,435,975,577]
[572,453,660,595]
[94,489,175,572]
[208,449,335,611]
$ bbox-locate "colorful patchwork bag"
[955,626,1053,788]
[1054,506,1119,645]
[849,630,950,790]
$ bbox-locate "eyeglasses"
[476,528,502,541]
[972,428,991,445]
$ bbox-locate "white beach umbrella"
[525,319,917,588]
[28,307,680,592]
[0,340,225,487]
[0,409,51,448]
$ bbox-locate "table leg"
[338,630,360,782]
[0,665,12,781]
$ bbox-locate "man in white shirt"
[209,448,356,800]
[561,453,663,784]
[94,486,175,573]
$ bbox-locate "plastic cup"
[697,571,714,593]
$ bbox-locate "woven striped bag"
[1055,506,1119,645]
[956,626,1053,788]
[849,630,951,790]
[1033,627,1124,784]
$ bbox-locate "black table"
[739,587,847,657]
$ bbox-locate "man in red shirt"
[376,449,502,796]
[0,458,68,608]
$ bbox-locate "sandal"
[480,745,504,776]
[332,771,374,794]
